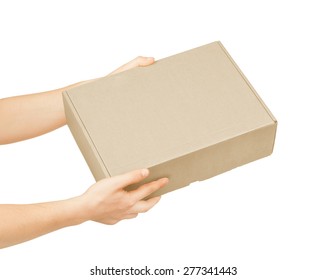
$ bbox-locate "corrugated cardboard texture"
[63,41,277,197]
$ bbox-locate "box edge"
[62,90,110,180]
[217,41,277,123]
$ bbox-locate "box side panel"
[62,91,110,180]
[218,41,277,123]
[125,123,277,198]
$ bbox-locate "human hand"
[77,169,168,225]
[108,56,155,76]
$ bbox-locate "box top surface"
[64,42,275,175]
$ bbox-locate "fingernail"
[141,169,149,177]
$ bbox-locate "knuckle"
[124,197,135,208]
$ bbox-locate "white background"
[0,1,326,279]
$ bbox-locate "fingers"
[110,56,155,75]
[134,56,155,67]
[89,170,167,226]
[123,213,139,220]
[129,177,169,201]
[109,168,150,189]
[130,196,161,213]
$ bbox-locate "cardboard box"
[63,42,277,197]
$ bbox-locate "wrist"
[59,196,90,227]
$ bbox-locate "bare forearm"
[0,58,159,248]
[0,198,86,249]
[0,169,166,249]
[0,80,92,144]
[0,57,154,145]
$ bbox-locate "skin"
[0,56,155,144]
[0,56,169,249]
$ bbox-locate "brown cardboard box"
[63,42,277,197]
